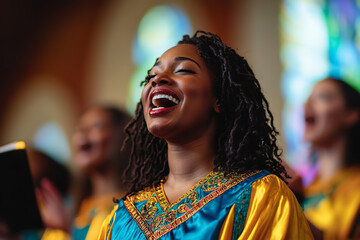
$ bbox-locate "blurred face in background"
[304,79,353,147]
[72,108,115,173]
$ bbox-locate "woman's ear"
[213,99,220,113]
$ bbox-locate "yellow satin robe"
[304,167,360,239]
[99,172,313,239]
[219,175,313,239]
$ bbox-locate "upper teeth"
[152,94,180,106]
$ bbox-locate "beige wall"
[234,0,284,149]
[2,76,77,163]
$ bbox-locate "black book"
[0,142,44,233]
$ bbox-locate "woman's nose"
[151,72,171,87]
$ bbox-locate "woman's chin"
[304,135,319,145]
[305,135,333,148]
[147,123,173,139]
[303,130,320,143]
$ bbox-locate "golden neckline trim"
[155,170,215,211]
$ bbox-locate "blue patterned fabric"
[107,170,269,239]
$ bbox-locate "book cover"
[0,141,44,232]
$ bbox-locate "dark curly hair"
[123,31,286,197]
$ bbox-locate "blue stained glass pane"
[33,122,71,163]
[132,5,192,66]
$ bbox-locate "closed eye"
[146,74,157,82]
[92,122,105,130]
[316,93,334,101]
[149,74,157,79]
[175,69,196,74]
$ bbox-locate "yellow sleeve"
[97,205,118,240]
[219,174,314,240]
[239,175,313,239]
[41,229,71,240]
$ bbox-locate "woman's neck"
[164,125,216,202]
[166,118,217,183]
[315,135,347,181]
[167,137,215,184]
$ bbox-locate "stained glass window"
[280,0,360,185]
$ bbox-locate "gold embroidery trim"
[130,186,155,203]
[155,170,216,211]
[123,199,153,239]
[124,170,259,240]
[151,171,258,239]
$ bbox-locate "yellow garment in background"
[74,193,120,240]
[304,167,360,239]
[219,175,313,240]
[42,193,120,240]
[41,229,71,240]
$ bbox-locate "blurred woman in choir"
[38,106,131,240]
[288,77,360,239]
[71,106,131,239]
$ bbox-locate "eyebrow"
[154,56,201,69]
[174,57,201,68]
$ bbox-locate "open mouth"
[151,94,180,109]
[150,89,180,111]
[305,114,316,127]
[79,142,93,153]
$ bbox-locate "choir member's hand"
[35,178,72,233]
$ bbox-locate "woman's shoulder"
[231,171,293,207]
[246,172,297,204]
[249,172,289,193]
[232,172,314,239]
